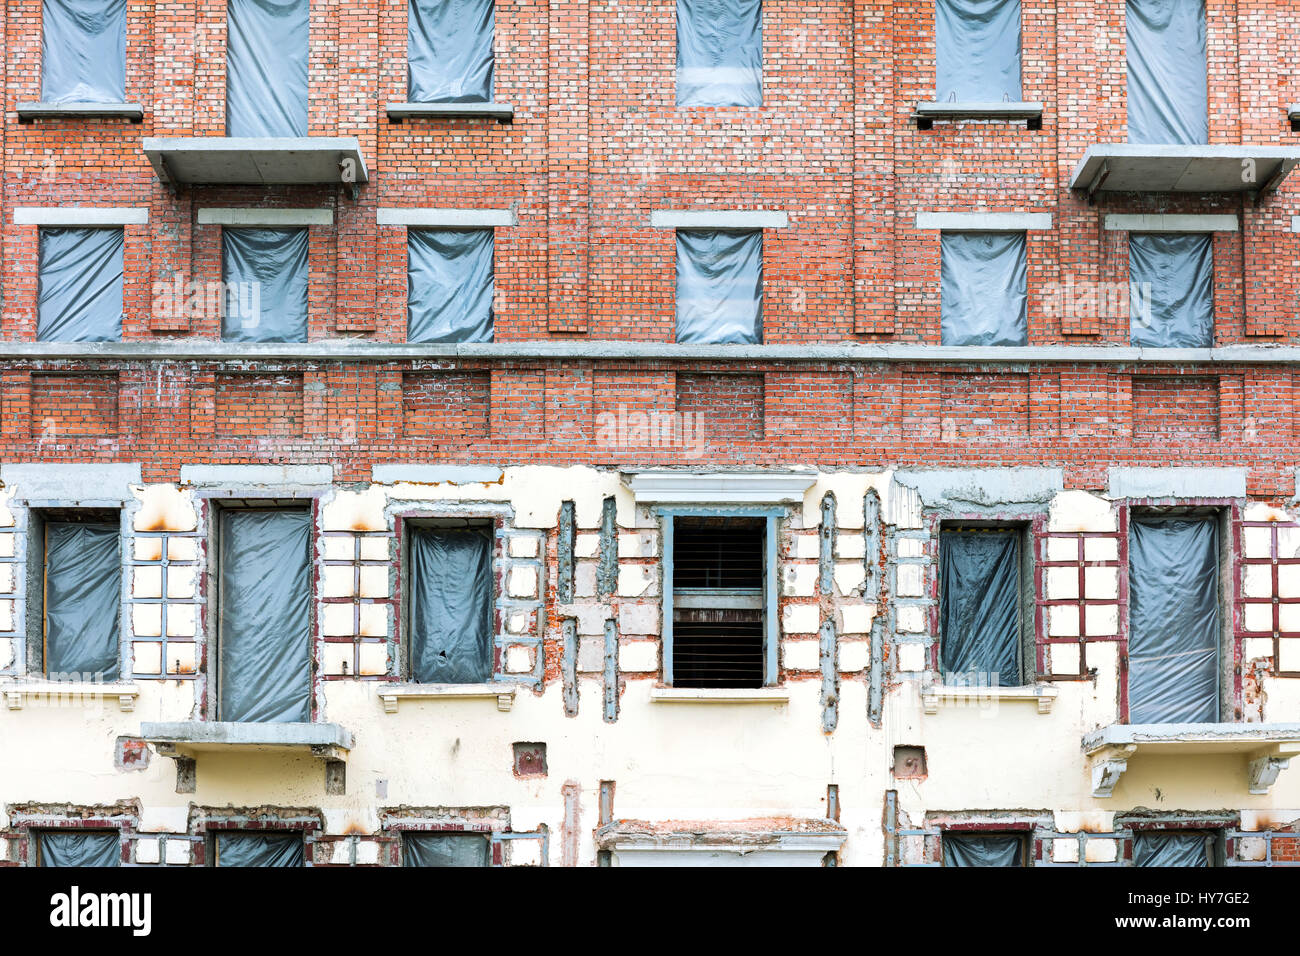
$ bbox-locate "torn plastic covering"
[222,228,309,343]
[44,522,121,680]
[37,228,124,343]
[404,832,491,867]
[943,834,1023,867]
[40,0,127,104]
[226,0,309,137]
[940,529,1021,685]
[940,232,1027,346]
[1129,233,1213,347]
[1128,517,1220,724]
[675,229,762,344]
[410,526,494,684]
[934,0,1022,103]
[1133,831,1210,867]
[38,830,120,867]
[676,0,762,107]
[216,832,305,867]
[219,510,312,723]
[1126,0,1207,145]
[408,0,495,102]
[407,229,494,343]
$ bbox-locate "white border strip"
[1104,214,1238,233]
[915,212,1052,231]
[198,208,332,227]
[13,207,148,226]
[650,210,788,229]
[377,208,516,227]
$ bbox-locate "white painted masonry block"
[573,605,612,635]
[896,605,926,633]
[140,806,189,833]
[509,536,539,558]
[136,839,160,864]
[1244,565,1271,599]
[1280,564,1300,598]
[835,563,866,595]
[1052,838,1079,863]
[782,564,817,597]
[1243,526,1272,559]
[1085,604,1118,636]
[793,534,820,559]
[783,639,821,670]
[836,535,865,559]
[839,640,869,672]
[782,604,819,634]
[575,562,597,597]
[618,532,657,557]
[897,538,925,558]
[1084,839,1117,864]
[578,637,604,673]
[507,610,531,634]
[505,645,534,673]
[507,566,538,598]
[895,564,924,597]
[574,534,599,558]
[618,603,659,635]
[1083,537,1118,562]
[619,640,659,672]
[617,564,656,597]
[1048,605,1080,637]
[1245,603,1272,632]
[1049,490,1115,533]
[1045,567,1079,600]
[321,564,355,598]
[358,642,388,677]
[164,839,191,865]
[322,603,354,636]
[1084,566,1118,600]
[1050,642,1081,674]
[1243,638,1273,661]
[840,605,875,635]
[897,643,927,672]
[355,841,380,865]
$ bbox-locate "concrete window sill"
[140,720,354,761]
[913,101,1043,129]
[378,682,518,713]
[3,679,141,712]
[922,683,1058,715]
[17,102,144,122]
[649,686,790,704]
[386,102,514,123]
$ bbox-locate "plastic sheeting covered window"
[1126,0,1207,145]
[1129,233,1213,348]
[408,0,495,103]
[409,526,494,684]
[1128,517,1220,724]
[36,830,120,867]
[37,228,124,343]
[676,0,762,107]
[221,228,309,343]
[40,0,127,104]
[218,510,312,723]
[939,529,1022,685]
[934,0,1022,103]
[226,0,309,137]
[44,522,121,681]
[407,229,494,343]
[942,833,1023,867]
[939,232,1027,346]
[404,832,491,866]
[214,832,305,867]
[675,229,762,344]
[1133,831,1212,867]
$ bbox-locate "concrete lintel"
[372,464,505,485]
[625,470,816,505]
[141,720,354,752]
[916,211,1052,231]
[385,101,514,122]
[376,208,516,228]
[1107,466,1246,501]
[197,207,333,227]
[16,102,143,122]
[0,462,142,500]
[1104,213,1238,233]
[893,467,1064,511]
[650,210,788,229]
[13,206,148,226]
[179,464,334,487]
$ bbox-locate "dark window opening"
[34,829,120,867]
[671,516,765,688]
[942,831,1026,867]
[407,522,494,684]
[939,527,1023,686]
[403,831,490,867]
[212,830,305,867]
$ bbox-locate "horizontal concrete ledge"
[386,101,514,121]
[627,470,816,505]
[142,136,369,186]
[3,680,140,712]
[14,206,148,226]
[11,340,1300,366]
[377,682,518,713]
[1084,722,1300,755]
[0,462,142,500]
[1070,143,1300,194]
[179,464,334,487]
[16,101,143,121]
[1104,213,1238,233]
[913,101,1043,120]
[377,207,516,227]
[1107,466,1246,500]
[141,721,354,753]
[916,211,1052,231]
[197,207,332,227]
[650,209,788,229]
[372,464,505,485]
[649,686,792,704]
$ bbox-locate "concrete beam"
[1107,466,1247,500]
[197,208,332,227]
[915,211,1053,231]
[16,102,143,122]
[1070,144,1300,194]
[371,464,505,485]
[650,210,788,229]
[179,464,334,487]
[0,462,142,501]
[913,101,1043,121]
[141,720,354,752]
[624,470,816,504]
[376,208,516,227]
[893,467,1065,511]
[385,102,513,122]
[141,136,369,186]
[1104,213,1238,232]
[13,207,148,226]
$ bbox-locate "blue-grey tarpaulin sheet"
[44,522,121,680]
[676,0,762,106]
[940,529,1021,685]
[407,229,495,343]
[410,526,494,683]
[943,833,1023,866]
[1129,233,1213,347]
[935,0,1022,102]
[222,227,309,343]
[408,0,495,102]
[219,510,312,723]
[38,830,120,866]
[37,227,124,343]
[1126,0,1207,145]
[1128,516,1220,723]
[1134,831,1210,867]
[226,0,309,137]
[675,229,762,344]
[940,231,1028,346]
[215,832,305,867]
[41,0,127,104]
[404,832,491,866]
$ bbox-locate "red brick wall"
[214,373,303,437]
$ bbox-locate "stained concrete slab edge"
[1107,467,1246,500]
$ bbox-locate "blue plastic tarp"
[675,229,762,344]
[935,0,1022,102]
[40,0,128,104]
[407,229,495,343]
[940,231,1028,346]
[226,0,309,137]
[408,0,495,102]
[676,0,762,106]
[37,227,124,343]
[1126,0,1207,145]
